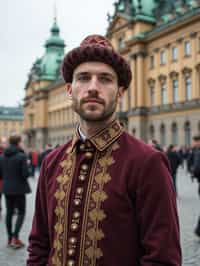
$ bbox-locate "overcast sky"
[0,0,115,107]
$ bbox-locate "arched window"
[161,83,167,104]
[184,121,191,147]
[172,79,179,103]
[132,128,136,136]
[149,125,155,140]
[160,124,166,146]
[171,123,178,145]
[198,121,200,135]
[185,77,192,101]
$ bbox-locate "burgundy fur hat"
[62,34,132,89]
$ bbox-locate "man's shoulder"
[44,140,72,164]
[120,131,158,158]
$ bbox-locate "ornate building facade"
[24,1,200,149]
[0,106,24,140]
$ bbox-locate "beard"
[72,93,118,122]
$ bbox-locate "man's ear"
[117,87,125,100]
[66,83,72,97]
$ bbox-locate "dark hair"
[151,139,158,145]
[193,135,200,141]
[9,135,22,146]
[167,144,174,153]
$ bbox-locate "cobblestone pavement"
[0,167,200,265]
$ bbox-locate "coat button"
[68,248,76,256]
[85,152,93,159]
[69,237,77,245]
[72,211,80,219]
[80,144,85,151]
[74,199,81,206]
[71,223,79,232]
[76,187,84,195]
[79,174,86,181]
[67,260,75,266]
[81,164,89,171]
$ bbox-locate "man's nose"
[87,76,99,92]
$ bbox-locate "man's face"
[193,139,200,147]
[66,62,124,122]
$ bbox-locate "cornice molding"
[169,71,179,79]
[182,66,192,76]
[158,74,167,83]
[147,78,156,85]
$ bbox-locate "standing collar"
[68,119,123,152]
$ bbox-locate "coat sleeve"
[21,154,30,179]
[135,152,182,265]
[27,159,50,265]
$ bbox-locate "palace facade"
[24,0,200,149]
[0,106,24,140]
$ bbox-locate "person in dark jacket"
[0,135,31,248]
[188,135,200,237]
[38,144,53,169]
[166,144,181,195]
[148,139,163,152]
[0,137,7,218]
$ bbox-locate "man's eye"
[99,76,112,83]
[78,76,90,81]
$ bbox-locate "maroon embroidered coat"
[27,120,181,266]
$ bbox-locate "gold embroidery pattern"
[52,148,76,266]
[91,120,122,151]
[79,142,120,266]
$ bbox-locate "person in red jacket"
[28,149,38,177]
[27,35,181,265]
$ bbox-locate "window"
[160,124,166,146]
[150,86,155,106]
[160,51,166,65]
[172,123,178,145]
[185,77,192,100]
[198,121,200,135]
[184,40,191,56]
[150,55,154,69]
[149,125,155,140]
[184,121,191,146]
[172,47,178,61]
[118,37,125,49]
[172,79,178,103]
[29,114,34,128]
[161,83,167,104]
[132,128,136,135]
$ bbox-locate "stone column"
[136,53,145,107]
[195,64,200,98]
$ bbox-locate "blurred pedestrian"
[28,149,38,177]
[0,137,7,218]
[38,144,53,169]
[188,135,200,237]
[148,139,163,152]
[0,135,31,248]
[166,144,181,195]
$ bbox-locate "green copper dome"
[30,19,65,81]
[112,1,200,25]
[113,0,156,22]
[131,0,156,22]
[45,20,65,48]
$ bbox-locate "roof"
[0,106,24,120]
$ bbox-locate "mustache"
[81,97,105,105]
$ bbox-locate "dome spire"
[54,0,57,24]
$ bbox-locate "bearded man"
[27,35,181,266]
